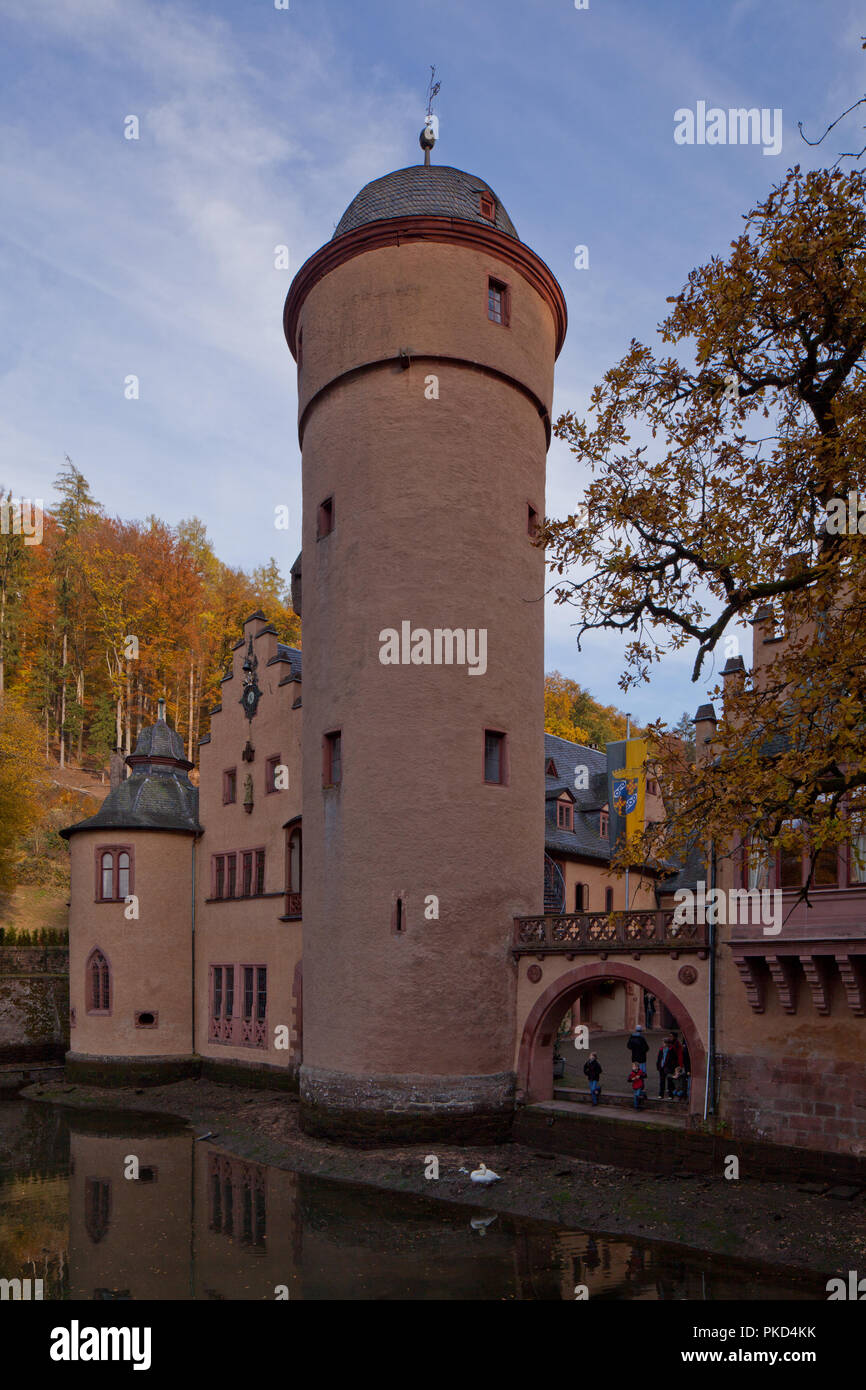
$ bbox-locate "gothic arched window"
[87,949,110,1013]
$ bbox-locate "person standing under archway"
[626,1023,649,1076]
[656,1035,677,1098]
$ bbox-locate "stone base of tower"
[299,1064,515,1146]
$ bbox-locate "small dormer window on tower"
[557,798,574,831]
[479,191,495,221]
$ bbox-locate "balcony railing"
[513,910,709,954]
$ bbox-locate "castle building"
[61,146,866,1169]
[63,620,304,1089]
[283,159,566,1142]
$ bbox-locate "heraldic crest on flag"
[612,774,639,819]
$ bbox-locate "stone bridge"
[512,910,710,1116]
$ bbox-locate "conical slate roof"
[61,716,200,838]
[128,717,186,761]
[333,165,519,241]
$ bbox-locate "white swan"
[470,1162,501,1184]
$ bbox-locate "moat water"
[0,1100,826,1301]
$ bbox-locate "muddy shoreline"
[18,1077,864,1286]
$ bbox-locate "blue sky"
[1,0,862,723]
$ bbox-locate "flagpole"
[624,713,631,912]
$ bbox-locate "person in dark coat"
[626,1024,649,1076]
[656,1035,677,1098]
[583,1053,602,1106]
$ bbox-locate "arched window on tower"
[87,949,111,1014]
[96,846,134,901]
[101,853,113,900]
[117,852,130,900]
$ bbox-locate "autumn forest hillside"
[0,461,676,931]
[0,460,301,928]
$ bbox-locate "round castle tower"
[285,156,566,1142]
[61,707,200,1085]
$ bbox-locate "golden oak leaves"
[543,166,866,887]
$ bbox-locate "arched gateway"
[516,960,707,1116]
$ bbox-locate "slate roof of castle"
[333,165,519,241]
[272,643,302,678]
[60,718,201,838]
[544,733,611,862]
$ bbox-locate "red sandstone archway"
[517,962,707,1116]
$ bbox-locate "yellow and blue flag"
[606,738,647,851]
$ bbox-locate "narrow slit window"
[488,278,509,326]
[223,769,237,804]
[317,496,334,539]
[527,504,538,538]
[484,730,506,785]
[605,887,614,912]
[394,897,404,934]
[324,731,342,786]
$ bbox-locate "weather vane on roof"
[420,66,440,166]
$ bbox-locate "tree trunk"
[0,569,6,699]
[193,662,203,756]
[124,663,132,755]
[59,632,67,769]
[76,670,84,764]
[187,659,195,761]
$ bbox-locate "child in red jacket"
[628,1064,646,1110]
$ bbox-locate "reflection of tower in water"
[66,1118,302,1301]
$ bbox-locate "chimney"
[693,703,717,767]
[109,750,126,790]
